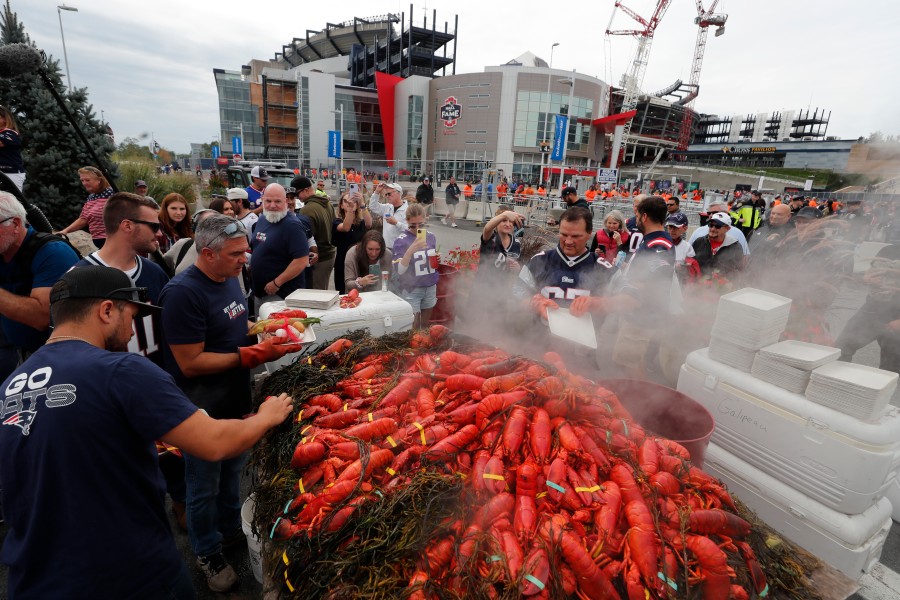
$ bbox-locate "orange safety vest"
[463,185,474,198]
[497,184,508,198]
[524,186,535,196]
[537,186,546,197]
[585,190,596,201]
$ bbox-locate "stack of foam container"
[677,288,900,580]
[707,289,792,372]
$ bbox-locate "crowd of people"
[0,154,896,598]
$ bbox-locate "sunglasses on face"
[128,219,160,233]
[708,222,726,229]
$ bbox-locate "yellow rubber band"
[575,486,600,493]
[296,409,303,422]
[386,467,396,476]
[413,421,426,445]
[284,570,295,592]
[536,491,548,499]
[298,478,305,494]
[308,357,313,365]
[386,436,397,448]
[320,365,326,371]
[368,412,374,422]
[483,473,505,481]
[283,551,290,565]
[343,403,348,411]
[300,425,312,436]
[367,388,373,395]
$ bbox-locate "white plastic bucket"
[241,494,263,584]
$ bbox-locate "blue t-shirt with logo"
[75,254,170,366]
[250,213,310,298]
[245,185,263,209]
[0,341,197,598]
[159,265,252,419]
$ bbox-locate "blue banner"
[550,115,567,161]
[231,136,242,156]
[328,130,342,158]
[211,144,220,158]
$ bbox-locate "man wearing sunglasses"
[691,212,743,276]
[74,192,169,366]
[0,192,80,381]
[0,265,295,599]
[368,182,408,251]
[159,214,304,592]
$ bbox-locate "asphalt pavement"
[0,215,897,598]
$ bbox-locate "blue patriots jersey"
[518,245,614,306]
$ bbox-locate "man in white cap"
[368,182,408,251]
[228,187,257,242]
[244,166,269,213]
[691,212,743,276]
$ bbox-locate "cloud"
[12,0,900,153]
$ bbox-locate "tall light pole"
[330,105,344,183]
[57,4,78,92]
[560,70,576,166]
[541,42,559,188]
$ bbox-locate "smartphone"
[417,228,426,242]
[368,264,381,277]
[349,183,359,194]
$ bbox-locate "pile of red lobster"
[268,326,769,599]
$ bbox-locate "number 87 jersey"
[516,246,614,306]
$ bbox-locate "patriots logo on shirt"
[3,410,36,435]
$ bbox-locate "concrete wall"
[306,71,337,167]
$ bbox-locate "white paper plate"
[759,340,841,369]
[811,362,899,392]
[547,309,597,349]
[718,288,793,314]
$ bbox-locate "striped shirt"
[79,187,114,240]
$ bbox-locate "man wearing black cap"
[561,186,590,211]
[416,177,435,220]
[134,179,154,204]
[788,194,806,217]
[0,265,295,598]
[245,165,270,213]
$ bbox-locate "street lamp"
[541,42,559,188]
[330,105,344,182]
[57,4,78,93]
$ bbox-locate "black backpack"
[12,232,84,294]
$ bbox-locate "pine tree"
[0,1,117,227]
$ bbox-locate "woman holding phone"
[392,204,439,327]
[333,190,372,293]
[344,230,392,293]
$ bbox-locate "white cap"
[226,188,248,201]
[709,212,732,226]
[384,183,403,194]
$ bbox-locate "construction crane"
[675,1,728,152]
[605,0,673,166]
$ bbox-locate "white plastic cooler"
[259,291,415,373]
[678,348,900,514]
[703,443,892,579]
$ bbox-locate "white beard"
[264,209,288,223]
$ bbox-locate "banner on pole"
[550,115,567,161]
[231,136,242,156]
[328,131,342,158]
[211,145,220,159]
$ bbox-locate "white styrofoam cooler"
[703,443,892,580]
[259,291,415,373]
[885,478,900,523]
[678,349,900,514]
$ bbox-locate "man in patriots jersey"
[516,207,614,318]
[571,196,676,377]
[624,194,646,252]
[74,192,169,366]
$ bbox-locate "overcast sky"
[12,0,900,153]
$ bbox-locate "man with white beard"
[249,184,310,306]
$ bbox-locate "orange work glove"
[530,294,559,320]
[238,337,304,369]
[569,295,606,317]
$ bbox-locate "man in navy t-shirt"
[0,265,295,599]
[250,183,310,303]
[159,214,303,592]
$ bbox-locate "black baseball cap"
[50,266,161,317]
[291,176,313,191]
[561,186,578,197]
[794,206,822,220]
